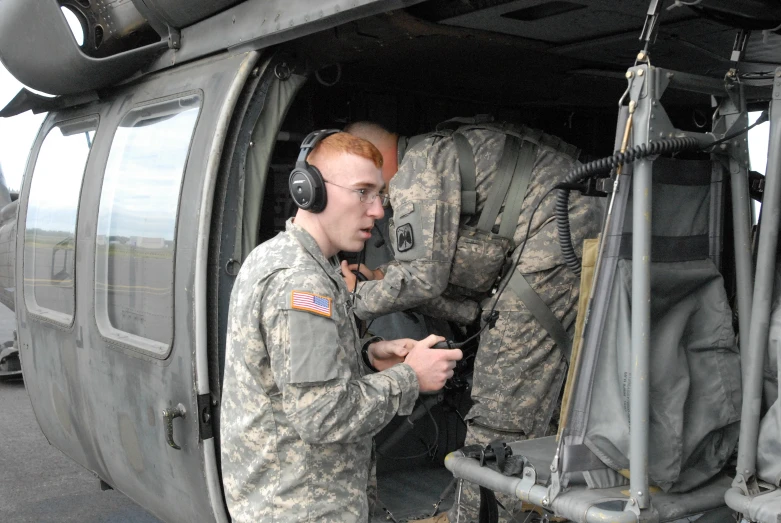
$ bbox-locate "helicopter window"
[94,94,201,356]
[23,115,97,325]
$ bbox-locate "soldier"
[344,120,603,523]
[220,131,463,523]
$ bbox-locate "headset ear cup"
[289,165,327,213]
[307,164,327,213]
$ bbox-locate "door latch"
[163,403,187,450]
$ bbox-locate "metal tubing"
[730,157,754,384]
[444,452,638,523]
[725,487,752,515]
[629,66,654,510]
[630,156,653,510]
[735,70,781,481]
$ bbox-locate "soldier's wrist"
[361,336,383,372]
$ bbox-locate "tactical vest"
[398,117,579,352]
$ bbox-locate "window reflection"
[24,117,97,323]
[95,96,200,351]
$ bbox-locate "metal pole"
[735,68,781,485]
[730,148,754,389]
[630,155,652,510]
[627,64,654,511]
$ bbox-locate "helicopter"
[2,0,781,522]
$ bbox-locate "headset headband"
[296,129,341,166]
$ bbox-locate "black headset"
[288,129,341,213]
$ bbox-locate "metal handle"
[163,403,186,450]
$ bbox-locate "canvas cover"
[560,156,742,493]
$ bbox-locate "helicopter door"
[16,51,260,523]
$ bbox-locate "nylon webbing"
[498,141,537,239]
[561,444,609,472]
[508,271,572,360]
[477,135,522,233]
[453,132,478,216]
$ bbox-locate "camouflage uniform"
[220,219,420,523]
[352,124,602,522]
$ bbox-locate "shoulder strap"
[508,271,572,360]
[498,140,537,239]
[477,135,521,233]
[453,132,477,216]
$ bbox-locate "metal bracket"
[167,26,181,50]
[733,472,761,497]
[197,393,214,441]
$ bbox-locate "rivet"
[637,69,645,77]
[637,51,646,61]
[626,71,634,79]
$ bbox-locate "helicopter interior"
[220,2,781,520]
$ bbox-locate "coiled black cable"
[555,136,700,275]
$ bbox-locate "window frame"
[93,91,202,359]
[23,114,99,328]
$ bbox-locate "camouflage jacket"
[220,219,419,523]
[354,123,601,321]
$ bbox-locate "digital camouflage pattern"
[220,219,419,523]
[353,123,601,319]
[447,266,578,523]
[351,123,602,523]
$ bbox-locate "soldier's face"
[320,153,385,254]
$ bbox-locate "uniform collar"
[285,219,347,291]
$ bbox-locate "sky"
[0,64,46,192]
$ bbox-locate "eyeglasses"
[324,180,390,206]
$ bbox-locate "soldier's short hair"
[310,132,383,169]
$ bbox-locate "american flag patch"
[291,290,332,317]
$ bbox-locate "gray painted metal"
[445,450,638,523]
[734,67,781,493]
[0,0,167,96]
[629,64,654,512]
[194,49,261,523]
[16,50,255,523]
[725,487,781,522]
[131,0,244,29]
[146,0,426,73]
[718,93,755,405]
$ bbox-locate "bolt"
[212,399,218,406]
[202,412,211,423]
[720,143,728,150]
[637,491,643,497]
[637,51,646,61]
[637,69,644,77]
[541,497,549,506]
[776,71,781,78]
[626,71,634,79]
[525,470,533,477]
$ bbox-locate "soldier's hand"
[347,263,384,281]
[368,338,415,371]
[340,260,358,292]
[404,335,463,392]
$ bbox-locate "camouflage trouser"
[447,265,578,523]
